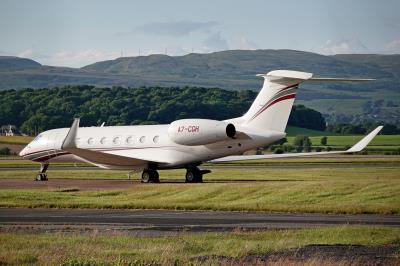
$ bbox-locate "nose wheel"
[35,163,49,181]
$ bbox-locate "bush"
[274,148,284,154]
[284,145,295,152]
[0,147,11,155]
[293,135,312,152]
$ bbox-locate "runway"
[0,208,399,235]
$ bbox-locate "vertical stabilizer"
[242,70,313,132]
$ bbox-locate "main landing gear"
[185,167,211,183]
[35,163,49,181]
[140,167,211,183]
[141,169,160,183]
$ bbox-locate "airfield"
[0,153,399,265]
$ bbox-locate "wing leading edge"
[209,126,383,163]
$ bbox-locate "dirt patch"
[0,178,140,191]
[196,244,400,265]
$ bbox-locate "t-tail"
[239,70,374,133]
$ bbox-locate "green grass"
[0,226,398,265]
[285,135,400,150]
[1,155,399,169]
[0,159,89,168]
[0,136,33,145]
[1,164,399,214]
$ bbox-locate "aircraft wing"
[61,118,169,167]
[209,126,382,163]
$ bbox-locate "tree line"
[326,123,400,135]
[0,85,327,136]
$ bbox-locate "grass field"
[285,135,400,151]
[0,135,33,145]
[1,158,399,214]
[0,156,399,265]
[0,226,398,265]
[1,155,399,168]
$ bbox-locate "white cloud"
[17,48,35,58]
[383,39,400,54]
[125,20,218,37]
[13,49,122,67]
[318,39,369,55]
[201,32,229,52]
[44,50,121,67]
[238,37,258,50]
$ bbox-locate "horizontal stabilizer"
[256,70,313,81]
[308,77,375,82]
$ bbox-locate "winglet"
[347,126,383,152]
[61,118,80,149]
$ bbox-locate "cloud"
[383,39,400,54]
[17,48,35,58]
[45,50,121,67]
[318,39,369,55]
[12,49,122,67]
[238,37,258,50]
[128,20,218,37]
[201,32,229,52]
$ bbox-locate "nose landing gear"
[35,163,49,181]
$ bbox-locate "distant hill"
[0,50,399,124]
[0,56,41,71]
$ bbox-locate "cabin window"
[113,136,121,145]
[139,136,146,143]
[87,138,94,145]
[126,135,134,144]
[153,135,159,143]
[100,137,107,144]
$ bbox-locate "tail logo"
[249,83,298,122]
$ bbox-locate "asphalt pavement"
[0,208,398,235]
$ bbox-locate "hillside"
[0,50,399,124]
[0,56,41,71]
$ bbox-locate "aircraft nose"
[19,147,26,157]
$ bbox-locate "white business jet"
[19,70,382,182]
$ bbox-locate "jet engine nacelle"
[168,119,236,146]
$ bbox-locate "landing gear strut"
[185,167,211,183]
[35,163,49,181]
[141,169,160,183]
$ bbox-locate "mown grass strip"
[0,226,398,265]
[0,167,399,214]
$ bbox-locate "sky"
[0,0,399,67]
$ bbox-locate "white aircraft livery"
[19,70,382,182]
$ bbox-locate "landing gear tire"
[35,163,49,181]
[35,173,48,181]
[141,170,159,183]
[185,169,203,183]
